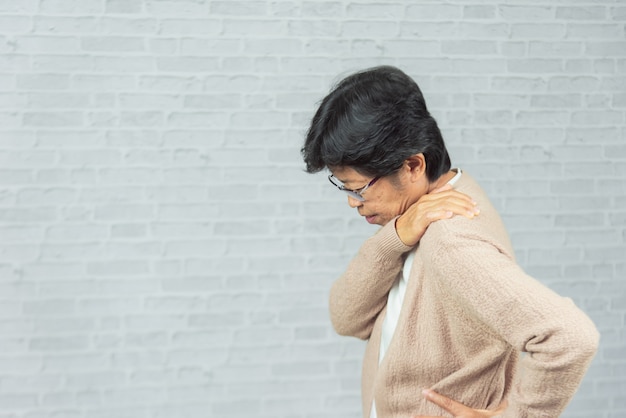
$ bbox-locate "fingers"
[422,389,467,416]
[421,389,509,418]
[420,194,480,220]
[424,210,454,222]
[422,189,475,206]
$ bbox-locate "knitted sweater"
[329,173,599,418]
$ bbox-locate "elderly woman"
[301,66,599,418]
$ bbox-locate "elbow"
[559,302,600,364]
[331,322,370,341]
[578,322,600,361]
[330,316,355,338]
[575,308,600,360]
[329,299,372,340]
[562,316,600,367]
[528,315,600,369]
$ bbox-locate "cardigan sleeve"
[429,229,599,418]
[328,218,413,340]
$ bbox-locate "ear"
[404,153,427,182]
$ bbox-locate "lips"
[365,215,377,224]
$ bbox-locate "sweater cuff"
[370,216,414,260]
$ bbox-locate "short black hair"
[301,65,451,181]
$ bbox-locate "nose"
[347,195,363,208]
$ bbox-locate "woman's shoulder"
[420,173,515,259]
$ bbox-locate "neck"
[427,170,456,193]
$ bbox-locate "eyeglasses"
[328,174,380,202]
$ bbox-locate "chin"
[377,218,391,226]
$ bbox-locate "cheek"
[379,191,406,213]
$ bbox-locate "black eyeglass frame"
[328,174,380,202]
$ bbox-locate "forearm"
[329,219,412,339]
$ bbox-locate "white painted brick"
[342,20,398,38]
[556,6,607,21]
[33,16,98,34]
[0,0,37,13]
[105,0,142,14]
[183,94,240,110]
[0,73,16,91]
[94,204,154,221]
[167,348,228,368]
[459,22,509,38]
[167,111,228,127]
[244,38,302,56]
[0,55,29,72]
[0,393,38,409]
[86,260,148,276]
[102,387,167,406]
[567,23,624,38]
[222,19,285,37]
[509,59,564,74]
[463,5,495,19]
[511,23,566,39]
[0,111,21,127]
[23,112,84,127]
[30,335,89,351]
[570,110,624,125]
[45,224,108,241]
[301,2,343,18]
[144,0,209,16]
[517,110,570,126]
[72,75,135,92]
[210,1,267,16]
[172,330,231,348]
[0,15,32,32]
[347,3,403,19]
[81,36,145,52]
[288,20,340,37]
[23,299,75,316]
[184,257,246,276]
[93,56,154,73]
[161,267,221,289]
[137,76,200,93]
[530,41,583,56]
[32,55,93,72]
[160,19,221,36]
[442,40,498,55]
[0,150,56,167]
[39,0,103,14]
[499,5,554,20]
[15,35,80,53]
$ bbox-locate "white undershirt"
[370,168,462,418]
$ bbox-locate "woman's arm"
[430,230,599,418]
[329,186,480,339]
[329,220,410,339]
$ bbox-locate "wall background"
[0,1,624,417]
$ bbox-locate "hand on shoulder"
[395,184,480,247]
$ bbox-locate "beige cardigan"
[329,173,599,418]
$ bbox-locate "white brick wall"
[0,1,624,417]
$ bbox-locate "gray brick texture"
[0,0,624,417]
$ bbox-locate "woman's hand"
[414,389,508,418]
[395,184,479,246]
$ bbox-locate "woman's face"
[330,165,427,226]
